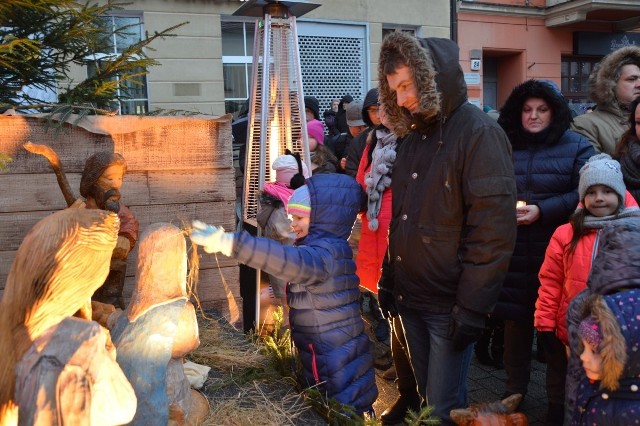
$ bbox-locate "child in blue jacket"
[190,173,378,416]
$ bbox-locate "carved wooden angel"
[0,209,137,425]
[110,223,207,425]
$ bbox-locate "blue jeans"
[399,306,473,425]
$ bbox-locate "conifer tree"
[0,0,185,116]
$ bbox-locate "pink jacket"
[535,192,638,344]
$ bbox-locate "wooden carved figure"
[78,151,139,309]
[110,223,207,425]
[23,144,140,310]
[0,209,137,426]
[450,394,528,426]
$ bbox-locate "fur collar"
[378,34,467,137]
[589,46,640,108]
[498,79,573,149]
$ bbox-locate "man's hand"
[377,287,398,319]
[190,220,234,256]
[449,318,484,352]
[449,305,486,352]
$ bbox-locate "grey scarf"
[365,128,397,231]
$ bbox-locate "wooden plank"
[1,115,232,174]
[0,170,237,213]
[0,200,236,254]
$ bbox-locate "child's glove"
[190,220,234,256]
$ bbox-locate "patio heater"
[233,0,320,329]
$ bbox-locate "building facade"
[64,0,451,118]
[456,0,640,112]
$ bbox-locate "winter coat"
[493,80,596,323]
[310,144,338,175]
[570,46,640,154]
[565,216,640,422]
[570,289,640,425]
[534,196,639,345]
[377,34,517,328]
[231,173,377,414]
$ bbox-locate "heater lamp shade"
[232,0,320,18]
[241,8,314,226]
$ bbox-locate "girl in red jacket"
[534,153,639,424]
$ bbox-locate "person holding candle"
[493,79,595,425]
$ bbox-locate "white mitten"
[190,220,234,256]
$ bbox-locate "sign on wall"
[574,32,640,56]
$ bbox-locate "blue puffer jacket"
[232,173,377,414]
[494,80,595,322]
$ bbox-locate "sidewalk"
[467,349,548,426]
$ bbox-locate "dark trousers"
[390,316,417,395]
[542,334,567,406]
[503,319,534,395]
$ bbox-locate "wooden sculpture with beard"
[109,223,208,425]
[0,209,137,426]
[77,152,139,310]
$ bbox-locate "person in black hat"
[336,94,353,134]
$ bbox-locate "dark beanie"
[304,96,320,120]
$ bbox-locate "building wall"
[64,0,451,115]
[456,1,639,110]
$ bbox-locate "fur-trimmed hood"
[581,289,640,392]
[498,79,573,149]
[378,33,467,137]
[589,46,640,108]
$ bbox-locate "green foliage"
[0,0,187,115]
[260,306,294,377]
[404,405,441,425]
[0,152,12,171]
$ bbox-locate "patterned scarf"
[365,128,398,231]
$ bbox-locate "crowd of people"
[215,34,640,426]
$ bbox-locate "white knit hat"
[578,153,626,204]
[272,153,310,186]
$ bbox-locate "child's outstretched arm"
[190,221,234,256]
[190,220,330,284]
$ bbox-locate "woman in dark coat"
[493,79,595,424]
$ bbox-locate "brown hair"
[79,151,127,198]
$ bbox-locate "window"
[561,56,601,112]
[222,20,255,119]
[88,15,149,115]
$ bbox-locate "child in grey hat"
[535,152,640,423]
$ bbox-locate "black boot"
[491,319,505,369]
[380,392,421,425]
[474,326,494,366]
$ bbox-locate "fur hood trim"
[378,34,467,137]
[582,295,627,391]
[498,79,573,149]
[589,46,640,107]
